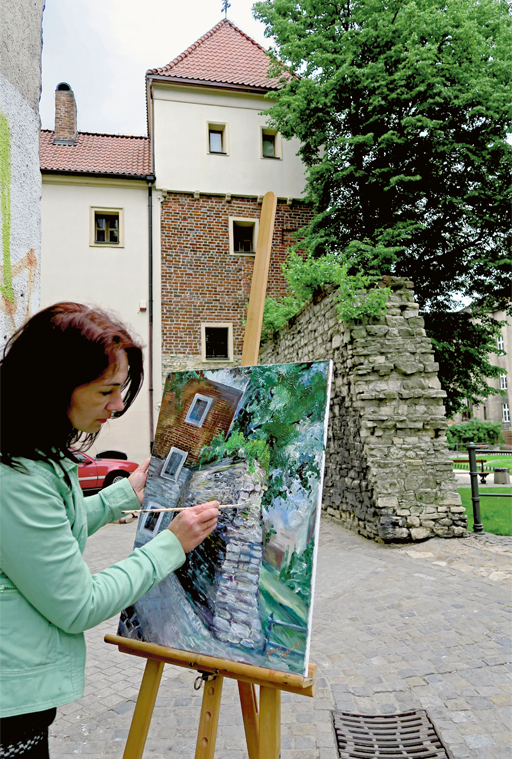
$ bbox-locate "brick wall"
[160,193,313,374]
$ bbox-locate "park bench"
[453,458,490,484]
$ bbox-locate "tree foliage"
[254,0,512,414]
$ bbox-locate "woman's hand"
[168,501,219,553]
[128,457,150,505]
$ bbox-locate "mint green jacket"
[0,456,185,718]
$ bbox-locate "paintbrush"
[122,504,245,514]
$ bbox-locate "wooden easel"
[105,192,317,759]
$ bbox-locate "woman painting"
[0,303,219,757]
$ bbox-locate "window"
[261,128,282,159]
[229,217,259,255]
[497,335,504,351]
[201,323,233,362]
[141,501,164,535]
[90,207,124,247]
[503,403,510,423]
[161,447,188,481]
[500,374,508,390]
[185,394,213,427]
[207,122,228,155]
[461,398,472,421]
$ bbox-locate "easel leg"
[123,658,164,759]
[238,681,259,759]
[195,675,224,759]
[259,686,281,759]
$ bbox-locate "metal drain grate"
[333,709,452,758]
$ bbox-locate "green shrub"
[261,250,391,343]
[446,419,505,448]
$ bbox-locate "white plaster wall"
[152,85,307,199]
[0,0,45,349]
[0,74,41,347]
[41,177,153,463]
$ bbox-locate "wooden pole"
[195,676,224,759]
[123,658,164,759]
[259,686,281,759]
[238,682,259,759]
[241,191,277,367]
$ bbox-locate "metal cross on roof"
[222,0,231,19]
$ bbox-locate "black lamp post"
[467,441,484,534]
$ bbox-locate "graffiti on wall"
[0,68,41,347]
[0,112,38,334]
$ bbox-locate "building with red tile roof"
[146,19,310,385]
[40,20,310,464]
[40,130,152,178]
[147,19,288,92]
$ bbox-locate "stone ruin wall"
[260,277,466,542]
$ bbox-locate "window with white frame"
[207,122,228,155]
[185,394,213,427]
[141,501,165,535]
[229,217,259,255]
[500,374,508,390]
[503,403,510,423]
[161,447,188,481]
[261,128,282,159]
[201,323,233,362]
[497,335,504,351]
[90,207,124,247]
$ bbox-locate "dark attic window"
[233,220,255,253]
[205,326,229,360]
[95,212,119,244]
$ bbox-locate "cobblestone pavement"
[49,516,512,758]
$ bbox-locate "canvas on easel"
[118,360,332,677]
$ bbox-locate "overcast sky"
[39,0,270,136]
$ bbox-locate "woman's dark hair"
[0,303,143,471]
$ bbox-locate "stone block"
[437,493,462,506]
[377,496,399,508]
[410,527,431,540]
[394,360,424,375]
[366,325,389,336]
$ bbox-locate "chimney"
[53,82,77,145]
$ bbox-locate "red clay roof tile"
[147,19,287,90]
[40,131,152,176]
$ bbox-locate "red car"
[73,450,139,492]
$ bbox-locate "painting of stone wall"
[119,362,332,676]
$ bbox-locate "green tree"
[254,0,512,416]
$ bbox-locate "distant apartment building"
[454,311,511,443]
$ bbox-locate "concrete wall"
[0,0,45,348]
[152,85,306,199]
[260,278,466,542]
[40,175,154,463]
